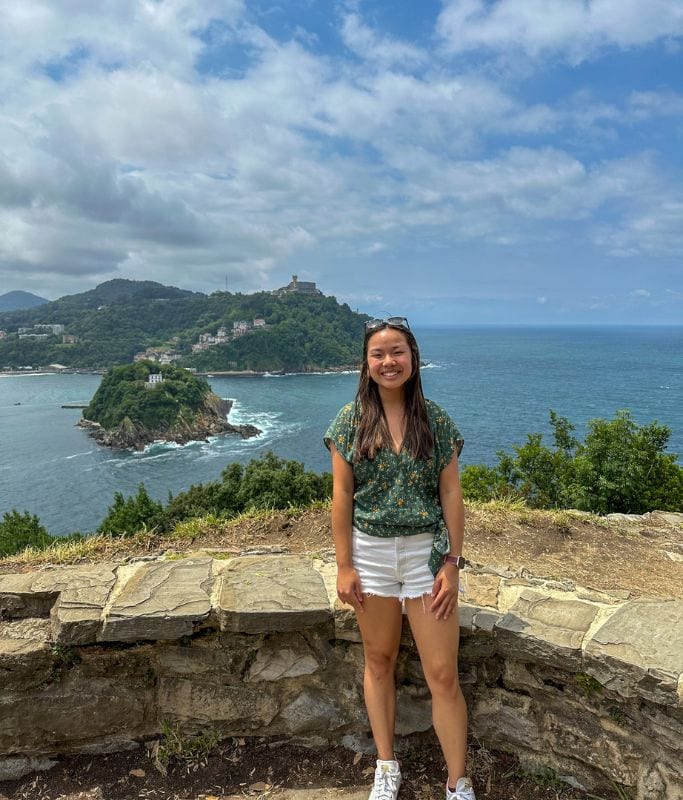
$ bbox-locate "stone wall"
[1,554,681,799]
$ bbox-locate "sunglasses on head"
[364,316,410,332]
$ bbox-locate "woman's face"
[366,327,413,392]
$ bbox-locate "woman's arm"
[430,452,465,619]
[330,444,364,611]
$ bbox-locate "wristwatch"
[443,554,466,569]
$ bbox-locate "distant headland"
[0,276,367,373]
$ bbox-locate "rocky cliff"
[79,394,260,450]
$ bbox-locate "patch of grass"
[150,720,221,776]
[607,704,627,725]
[48,644,82,681]
[504,764,569,793]
[575,672,604,699]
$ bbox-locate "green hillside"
[83,361,210,431]
[0,280,366,371]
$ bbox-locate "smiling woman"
[324,319,475,800]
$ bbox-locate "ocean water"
[0,326,681,536]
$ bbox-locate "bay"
[1,326,681,536]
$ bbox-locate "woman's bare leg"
[405,597,468,784]
[355,595,403,760]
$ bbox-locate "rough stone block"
[0,678,150,751]
[460,572,500,608]
[100,558,213,643]
[0,573,57,619]
[157,676,279,730]
[49,565,118,644]
[583,599,683,705]
[317,561,359,641]
[471,688,542,751]
[247,634,322,682]
[278,688,342,734]
[494,589,601,669]
[218,556,332,634]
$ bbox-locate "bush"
[97,484,166,537]
[469,409,683,514]
[165,452,332,525]
[0,510,55,557]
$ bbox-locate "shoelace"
[373,769,400,800]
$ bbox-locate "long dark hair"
[353,324,434,461]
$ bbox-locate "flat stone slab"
[584,599,683,705]
[0,573,59,619]
[0,566,117,644]
[99,558,213,643]
[495,589,602,669]
[218,555,332,633]
[48,565,118,645]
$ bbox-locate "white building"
[146,373,164,388]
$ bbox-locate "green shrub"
[165,451,332,525]
[468,409,683,514]
[0,510,55,557]
[97,484,166,537]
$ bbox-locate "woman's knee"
[364,647,398,680]
[425,662,461,697]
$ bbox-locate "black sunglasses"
[364,316,410,332]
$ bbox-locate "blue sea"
[1,326,681,536]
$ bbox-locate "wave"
[0,372,54,378]
[262,369,359,377]
[64,450,94,460]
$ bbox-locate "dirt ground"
[4,503,680,598]
[178,504,683,600]
[1,504,681,800]
[1,734,624,800]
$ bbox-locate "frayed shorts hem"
[352,526,435,601]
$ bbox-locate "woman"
[324,317,476,800]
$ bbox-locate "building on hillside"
[158,352,181,365]
[146,373,164,388]
[34,324,65,335]
[233,320,249,337]
[62,334,79,344]
[0,330,6,339]
[275,275,322,295]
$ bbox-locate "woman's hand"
[430,563,459,620]
[337,564,364,612]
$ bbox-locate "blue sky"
[0,0,681,324]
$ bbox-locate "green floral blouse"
[323,399,464,576]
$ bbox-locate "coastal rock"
[79,396,260,450]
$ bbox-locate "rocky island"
[78,361,260,450]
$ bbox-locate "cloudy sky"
[1,0,682,324]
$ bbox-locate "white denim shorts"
[352,526,435,601]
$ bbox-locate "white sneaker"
[369,759,401,800]
[446,777,476,800]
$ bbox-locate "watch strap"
[443,554,466,569]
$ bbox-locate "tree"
[464,409,683,514]
[97,484,166,537]
[0,510,55,557]
[163,452,332,525]
[571,411,683,514]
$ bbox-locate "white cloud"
[341,13,427,67]
[437,0,683,62]
[0,1,680,316]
